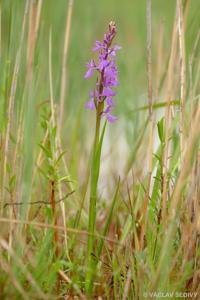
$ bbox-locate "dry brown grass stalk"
[189,30,200,121]
[161,6,178,221]
[177,0,186,159]
[59,0,74,135]
[27,0,42,80]
[0,217,122,245]
[140,0,153,250]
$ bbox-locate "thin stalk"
[140,0,153,250]
[177,0,186,160]
[50,180,59,257]
[193,59,200,100]
[162,7,178,221]
[58,0,74,135]
[189,31,200,123]
[122,268,132,300]
[48,1,76,259]
[26,0,42,80]
[49,30,55,128]
[0,3,1,59]
[49,29,71,261]
[49,30,61,292]
[155,18,164,99]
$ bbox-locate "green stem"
[85,102,104,295]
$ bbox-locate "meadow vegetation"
[0,0,200,299]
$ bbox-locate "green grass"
[0,0,200,299]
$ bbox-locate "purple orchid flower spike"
[85,22,120,293]
[84,21,120,123]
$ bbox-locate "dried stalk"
[140,0,153,250]
[162,7,178,221]
[58,0,74,135]
[27,0,42,80]
[177,0,186,159]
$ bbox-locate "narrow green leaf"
[38,143,52,159]
[157,117,164,143]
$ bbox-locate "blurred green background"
[1,0,200,119]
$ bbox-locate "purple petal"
[106,97,114,106]
[84,68,94,79]
[110,80,119,87]
[104,78,119,87]
[104,105,112,114]
[85,99,96,110]
[84,60,96,78]
[102,87,116,97]
[104,67,118,83]
[92,41,104,52]
[98,59,110,71]
[106,113,118,123]
[86,59,96,68]
[89,89,99,100]
[104,68,116,77]
[113,45,121,51]
[108,45,121,57]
